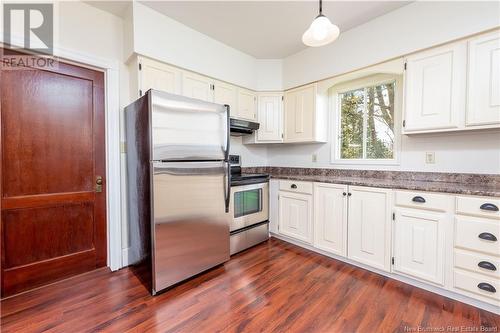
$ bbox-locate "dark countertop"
[269,174,500,197]
[242,167,500,197]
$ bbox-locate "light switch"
[425,152,435,164]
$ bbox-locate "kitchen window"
[331,75,401,165]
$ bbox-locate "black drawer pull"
[478,232,498,242]
[291,184,297,189]
[412,196,426,203]
[478,261,497,271]
[477,282,496,293]
[480,203,499,212]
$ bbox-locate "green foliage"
[340,82,395,160]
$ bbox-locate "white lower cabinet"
[313,183,348,257]
[393,209,446,285]
[347,186,392,272]
[278,190,313,244]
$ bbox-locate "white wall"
[255,59,283,91]
[283,1,500,89]
[132,2,259,89]
[230,137,268,167]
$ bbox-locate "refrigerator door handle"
[224,104,230,161]
[224,161,231,213]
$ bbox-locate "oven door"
[230,182,269,232]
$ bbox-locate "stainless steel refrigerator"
[125,89,230,295]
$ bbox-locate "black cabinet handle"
[343,192,347,196]
[478,232,498,242]
[291,184,297,189]
[477,283,496,293]
[480,203,499,212]
[412,196,426,203]
[348,193,352,196]
[478,261,497,271]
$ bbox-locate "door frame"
[0,38,123,271]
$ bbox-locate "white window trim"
[330,74,403,166]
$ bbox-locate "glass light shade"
[302,15,340,47]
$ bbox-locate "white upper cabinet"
[403,41,467,133]
[284,84,316,142]
[138,56,181,95]
[348,186,392,272]
[393,209,446,285]
[314,183,348,257]
[467,30,500,127]
[257,94,283,142]
[182,71,214,102]
[237,88,257,121]
[213,80,237,112]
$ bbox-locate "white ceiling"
[87,1,411,59]
[140,1,411,58]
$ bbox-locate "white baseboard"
[122,247,132,267]
[270,232,500,315]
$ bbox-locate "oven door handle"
[224,161,231,213]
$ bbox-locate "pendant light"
[302,0,340,47]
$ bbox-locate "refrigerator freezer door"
[151,161,230,293]
[150,90,229,161]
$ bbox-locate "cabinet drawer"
[394,190,454,212]
[455,216,500,256]
[454,269,499,303]
[279,180,313,194]
[456,196,500,219]
[454,249,500,279]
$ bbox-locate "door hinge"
[281,133,284,139]
[404,62,407,70]
[391,257,395,265]
[281,96,284,101]
[392,212,395,220]
[138,63,142,71]
[139,89,143,96]
[402,120,406,128]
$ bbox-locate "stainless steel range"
[229,155,270,255]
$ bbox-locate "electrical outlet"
[425,152,435,164]
[312,154,317,162]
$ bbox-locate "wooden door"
[278,191,312,243]
[139,56,181,95]
[284,84,315,142]
[347,186,391,272]
[257,94,282,142]
[0,52,106,297]
[182,71,213,102]
[237,88,256,121]
[313,183,348,257]
[467,31,500,127]
[403,41,466,132]
[393,209,445,285]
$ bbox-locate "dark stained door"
[0,53,106,297]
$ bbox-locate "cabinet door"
[213,80,236,112]
[278,191,312,243]
[348,186,391,271]
[314,183,348,256]
[284,84,315,142]
[182,72,214,102]
[237,89,257,121]
[404,41,466,132]
[139,57,181,95]
[467,31,500,127]
[257,94,283,142]
[393,209,445,285]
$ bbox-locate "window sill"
[331,158,400,166]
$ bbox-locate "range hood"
[230,118,259,136]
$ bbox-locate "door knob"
[96,176,103,193]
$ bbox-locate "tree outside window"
[338,81,396,160]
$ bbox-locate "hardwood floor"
[1,238,498,332]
